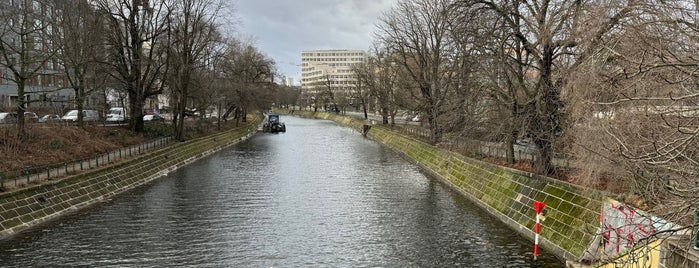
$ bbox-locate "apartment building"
[300,49,366,107]
[0,0,86,113]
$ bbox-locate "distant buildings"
[0,0,160,115]
[300,49,366,109]
[279,75,295,87]
[0,0,83,113]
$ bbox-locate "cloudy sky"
[235,0,398,85]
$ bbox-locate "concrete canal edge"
[0,117,261,241]
[287,110,604,263]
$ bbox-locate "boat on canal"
[262,113,286,133]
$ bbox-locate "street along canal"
[0,116,562,267]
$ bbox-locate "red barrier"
[534,201,546,260]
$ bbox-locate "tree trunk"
[16,79,26,137]
[176,82,188,141]
[532,47,562,175]
[506,135,515,164]
[381,106,389,125]
[129,91,146,133]
[534,137,554,175]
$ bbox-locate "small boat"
[262,113,286,133]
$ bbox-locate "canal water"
[0,116,563,267]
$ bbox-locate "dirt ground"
[0,124,148,172]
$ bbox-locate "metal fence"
[387,125,572,169]
[0,137,173,189]
[393,125,431,141]
[463,141,572,169]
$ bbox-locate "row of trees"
[354,0,699,256]
[0,0,278,140]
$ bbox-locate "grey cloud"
[236,0,397,83]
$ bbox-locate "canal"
[0,116,563,267]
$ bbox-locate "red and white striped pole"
[533,201,546,260]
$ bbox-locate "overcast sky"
[235,0,398,85]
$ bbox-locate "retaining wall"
[0,119,259,240]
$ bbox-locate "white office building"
[300,49,366,107]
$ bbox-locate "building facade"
[300,49,365,109]
[0,0,103,115]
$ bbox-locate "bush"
[143,122,174,138]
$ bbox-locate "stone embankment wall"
[0,120,259,240]
[289,110,605,261]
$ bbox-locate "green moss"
[580,210,600,223]
[560,240,575,253]
[568,206,584,219]
[549,232,563,245]
[570,195,589,206]
[559,214,575,227]
[558,201,574,214]
[545,186,566,198]
[534,192,548,203]
[544,197,562,211]
[546,219,561,232]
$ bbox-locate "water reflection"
[0,116,562,267]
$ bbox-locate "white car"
[0,112,18,124]
[39,114,61,123]
[105,107,127,122]
[62,110,100,122]
[143,114,164,121]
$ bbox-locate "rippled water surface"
[0,116,563,267]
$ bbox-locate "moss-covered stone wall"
[0,119,260,240]
[289,110,605,261]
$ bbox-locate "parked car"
[62,109,100,122]
[143,114,164,121]
[0,112,18,124]
[105,107,127,123]
[24,112,39,123]
[38,114,61,123]
[514,138,537,154]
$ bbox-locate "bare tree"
[319,74,337,112]
[52,0,107,128]
[220,39,275,124]
[375,0,460,144]
[353,46,399,125]
[0,0,57,135]
[440,3,494,153]
[566,0,699,246]
[351,63,372,120]
[377,0,464,143]
[275,85,301,110]
[467,0,638,175]
[166,0,223,141]
[94,0,172,133]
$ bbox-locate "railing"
[392,125,431,141]
[0,137,173,189]
[454,140,572,169]
[386,124,572,169]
